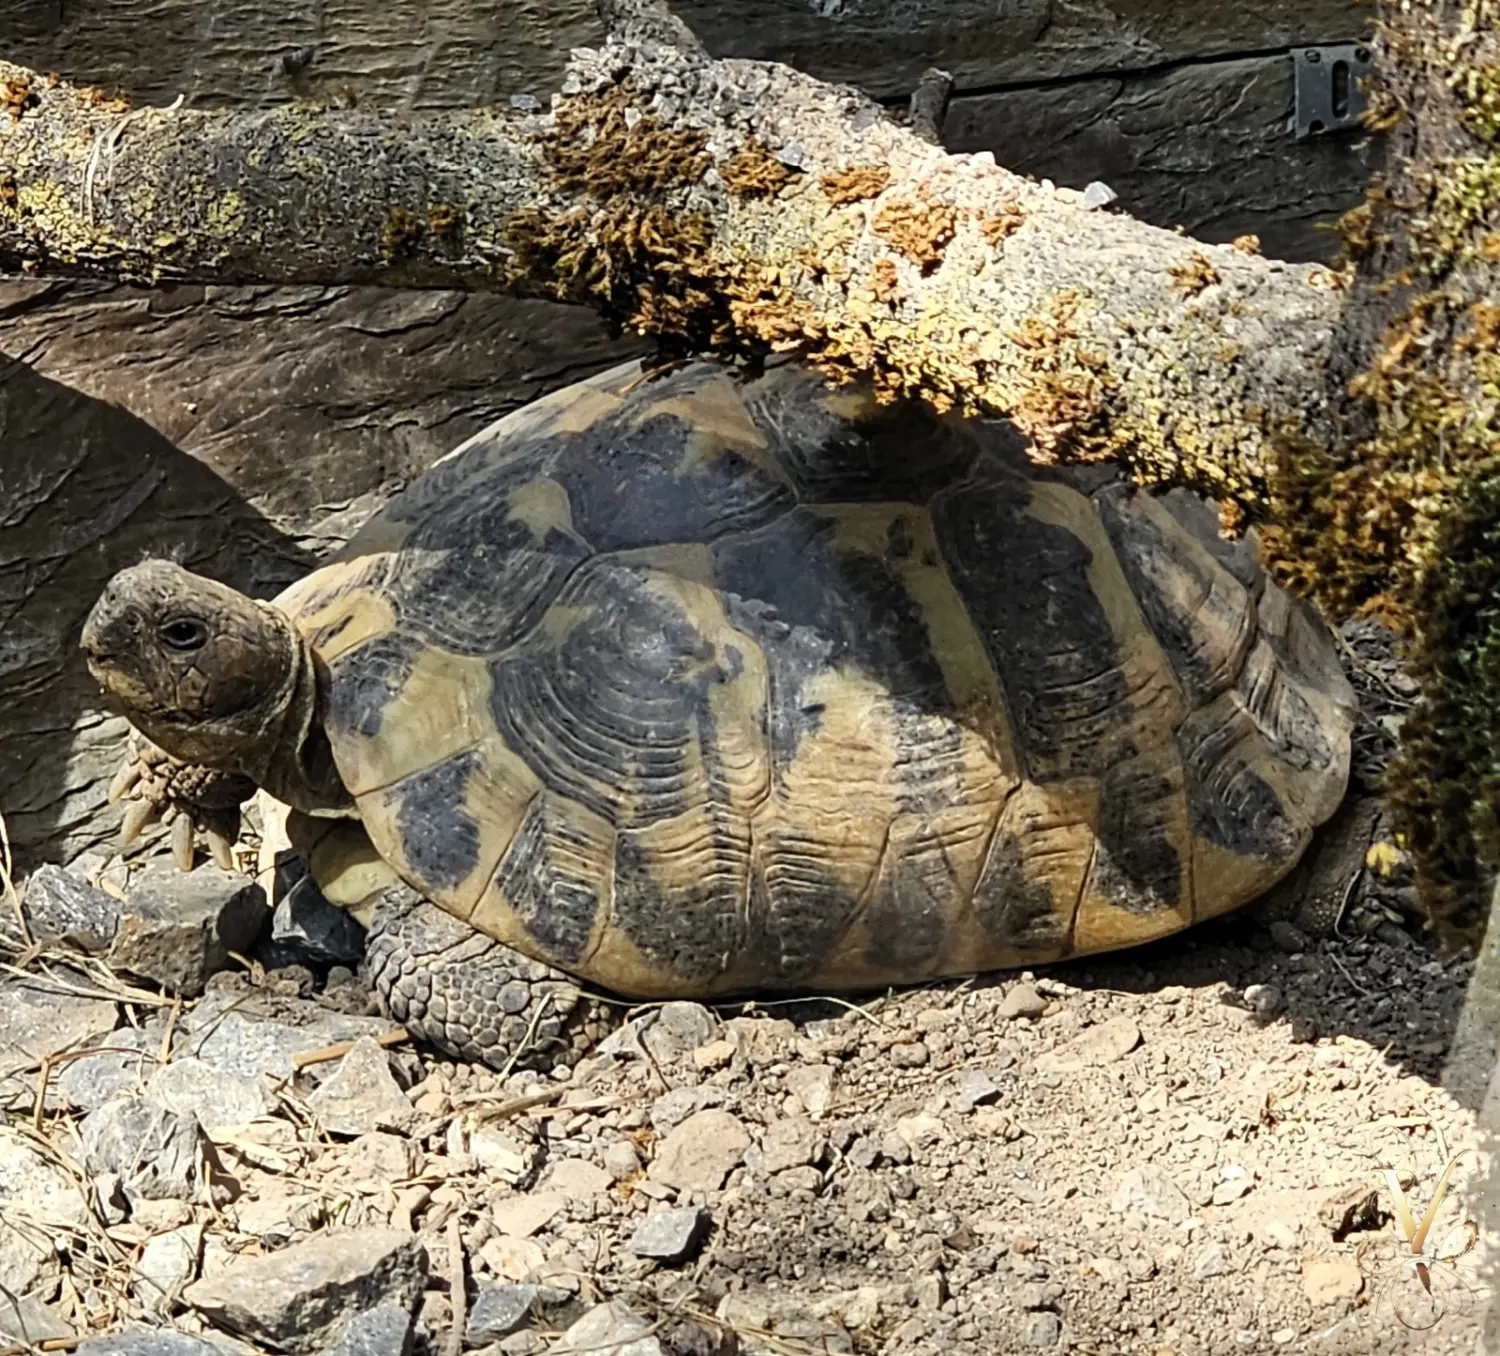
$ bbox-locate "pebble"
[1301,1256,1363,1307]
[1036,1017,1141,1072]
[0,980,119,1107]
[107,863,268,997]
[76,1337,236,1355]
[491,1192,567,1240]
[1022,1312,1062,1347]
[642,1003,718,1063]
[648,1110,751,1192]
[22,863,120,953]
[1108,1165,1191,1224]
[1243,984,1285,1020]
[322,1300,415,1355]
[1192,1241,1235,1278]
[183,1228,426,1352]
[544,1158,614,1200]
[306,1037,419,1137]
[629,1206,709,1263]
[785,1064,836,1118]
[551,1300,664,1355]
[692,1039,737,1071]
[889,1041,929,1068]
[468,1284,540,1342]
[146,1057,273,1133]
[651,1084,728,1132]
[0,1293,72,1345]
[604,1139,643,1181]
[998,983,1048,1020]
[760,1116,822,1173]
[950,1070,1000,1113]
[135,1223,203,1313]
[269,873,367,967]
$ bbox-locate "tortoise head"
[82,560,303,777]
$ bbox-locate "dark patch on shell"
[326,632,419,740]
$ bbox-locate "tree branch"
[0,16,1340,502]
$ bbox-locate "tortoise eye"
[160,617,209,652]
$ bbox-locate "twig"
[1332,868,1363,940]
[0,811,31,949]
[467,1084,569,1125]
[1328,948,1372,997]
[498,992,554,1081]
[445,1213,467,1356]
[290,1026,410,1070]
[82,95,184,225]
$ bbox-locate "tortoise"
[81,357,1357,1069]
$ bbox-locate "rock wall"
[0,1,1379,867]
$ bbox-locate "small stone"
[270,873,367,967]
[76,1337,229,1355]
[499,1334,545,1356]
[604,1140,643,1181]
[650,1085,728,1132]
[468,1284,540,1342]
[183,1228,426,1353]
[914,1273,945,1310]
[147,1057,273,1133]
[338,1132,421,1186]
[889,1041,929,1068]
[1192,1241,1235,1278]
[135,1223,204,1312]
[323,1300,415,1355]
[998,984,1048,1020]
[109,863,269,997]
[880,1130,913,1165]
[760,1117,822,1174]
[0,979,120,1107]
[1211,1176,1254,1205]
[693,1040,737,1071]
[544,1158,613,1200]
[950,1070,1000,1113]
[785,1064,835,1118]
[552,1300,664,1355]
[1302,1256,1363,1307]
[649,1110,751,1193]
[491,1192,567,1239]
[893,1114,944,1151]
[1036,1017,1141,1072]
[660,1318,739,1356]
[1243,984,1284,1020]
[306,1037,419,1137]
[1082,180,1118,208]
[480,1235,546,1283]
[22,863,120,953]
[1109,1165,1191,1224]
[1268,920,1307,954]
[78,1095,212,1202]
[1021,1312,1062,1347]
[630,1206,709,1263]
[0,1292,73,1345]
[470,1128,532,1178]
[643,1004,718,1063]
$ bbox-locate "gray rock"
[551,1300,663,1356]
[1036,1017,1141,1073]
[184,999,389,1084]
[0,977,119,1106]
[0,1292,73,1345]
[950,1070,1000,1113]
[650,1084,728,1132]
[889,1042,929,1069]
[785,1064,835,1118]
[760,1117,823,1174]
[183,1228,426,1354]
[1268,920,1307,954]
[1193,1241,1236,1279]
[22,863,120,952]
[468,1283,539,1342]
[56,1027,160,1113]
[79,1096,212,1202]
[76,1336,242,1355]
[1243,984,1285,1020]
[642,1003,718,1063]
[134,1223,203,1312]
[604,1139,643,1181]
[1022,1312,1063,1347]
[323,1299,415,1355]
[998,983,1048,1020]
[648,1111,750,1193]
[1109,1165,1192,1224]
[147,1056,273,1132]
[306,1037,418,1137]
[109,864,269,997]
[629,1207,709,1263]
[659,1320,739,1356]
[271,874,367,967]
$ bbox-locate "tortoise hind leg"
[364,886,615,1073]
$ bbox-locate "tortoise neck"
[250,613,352,817]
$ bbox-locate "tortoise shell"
[275,359,1356,999]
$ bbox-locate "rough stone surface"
[305,1037,419,1137]
[107,864,268,997]
[1108,1164,1192,1224]
[183,1228,426,1353]
[78,1096,212,1202]
[467,1284,539,1343]
[0,978,119,1106]
[134,1223,204,1313]
[1301,1256,1364,1307]
[642,1004,719,1064]
[760,1117,822,1174]
[322,1300,415,1356]
[998,983,1049,1020]
[146,1056,274,1132]
[629,1207,709,1264]
[0,1292,73,1345]
[75,1336,245,1355]
[21,863,120,952]
[1036,1017,1142,1072]
[649,1111,751,1193]
[551,1301,664,1356]
[270,874,368,968]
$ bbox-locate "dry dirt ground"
[0,619,1492,1356]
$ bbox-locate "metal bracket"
[1290,43,1373,139]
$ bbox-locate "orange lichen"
[2,76,37,121]
[820,165,891,206]
[980,209,1025,246]
[721,139,796,197]
[1168,250,1221,294]
[1231,234,1262,255]
[873,197,957,270]
[871,258,901,305]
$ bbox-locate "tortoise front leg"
[364,885,616,1073]
[108,732,256,871]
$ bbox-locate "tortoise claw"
[119,795,157,847]
[171,812,196,872]
[107,758,143,805]
[205,825,235,872]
